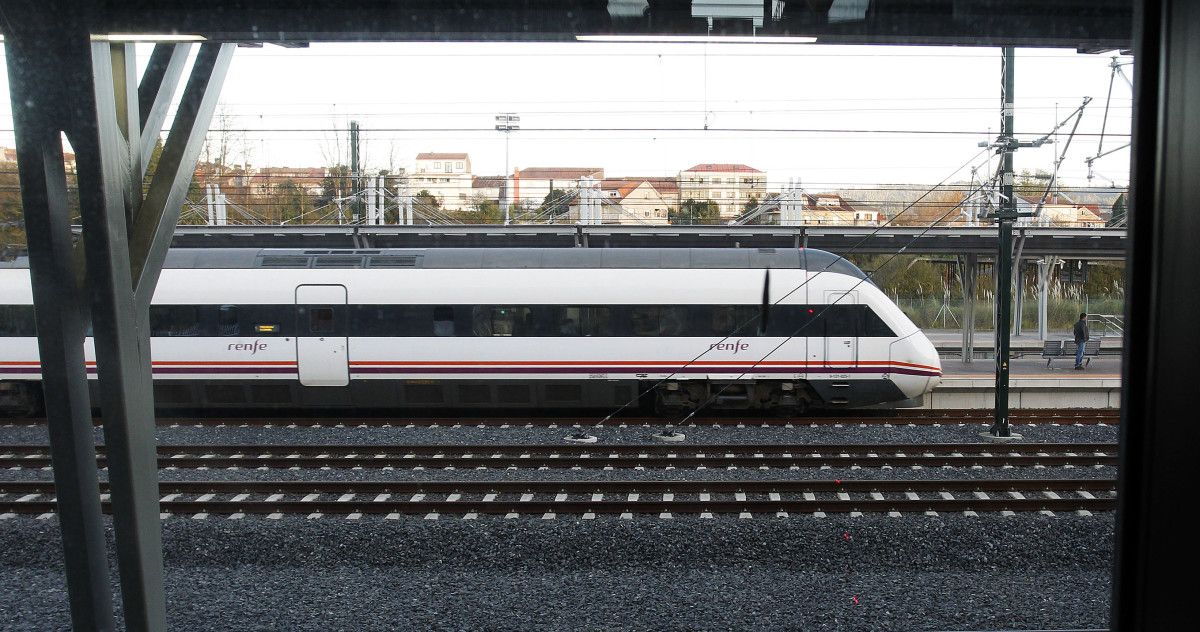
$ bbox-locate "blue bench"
[1043,339,1101,367]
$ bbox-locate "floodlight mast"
[495,113,520,225]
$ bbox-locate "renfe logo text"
[228,340,269,355]
[709,340,750,354]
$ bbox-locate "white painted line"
[582,512,596,520]
[307,512,322,520]
[940,492,955,500]
[267,513,283,520]
[483,493,497,502]
[659,512,672,519]
[620,512,633,520]
[195,494,215,502]
[662,493,674,502]
[15,494,40,503]
[192,513,208,520]
[1077,490,1097,499]
[627,493,640,502]
[905,492,920,500]
[445,493,460,502]
[37,513,54,520]
[837,492,850,501]
[504,512,519,519]
[1008,491,1025,500]
[734,492,746,501]
[0,513,15,520]
[739,512,752,519]
[229,513,245,520]
[870,492,884,501]
[463,512,478,520]
[591,493,603,502]
[424,513,439,520]
[974,492,990,500]
[542,512,556,520]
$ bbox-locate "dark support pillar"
[4,7,234,629]
[958,254,977,362]
[5,33,115,632]
[1113,0,1200,629]
[990,47,1017,438]
[73,39,167,632]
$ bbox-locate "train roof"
[0,247,868,279]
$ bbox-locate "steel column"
[1113,0,1200,629]
[991,47,1017,438]
[74,40,167,632]
[958,254,977,362]
[1037,256,1054,341]
[137,44,193,178]
[4,31,116,632]
[130,43,235,305]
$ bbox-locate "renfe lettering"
[709,339,750,354]
[227,340,269,355]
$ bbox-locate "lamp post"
[495,113,519,225]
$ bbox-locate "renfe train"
[0,247,942,415]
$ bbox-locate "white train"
[0,248,941,415]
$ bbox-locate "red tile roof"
[416,152,469,160]
[683,163,762,173]
[516,167,604,180]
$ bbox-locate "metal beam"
[137,43,193,180]
[71,40,167,632]
[1113,0,1200,628]
[130,43,235,308]
[4,30,116,632]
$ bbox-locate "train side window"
[659,306,686,336]
[218,305,239,336]
[150,305,200,337]
[551,307,582,336]
[309,307,335,334]
[583,307,611,336]
[0,305,36,337]
[433,306,455,337]
[630,306,659,336]
[476,306,530,336]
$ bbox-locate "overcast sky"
[0,41,1133,191]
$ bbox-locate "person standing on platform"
[1073,313,1090,370]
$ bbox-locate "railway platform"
[929,354,1121,410]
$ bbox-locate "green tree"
[670,198,721,225]
[274,179,311,224]
[538,188,570,219]
[454,196,503,224]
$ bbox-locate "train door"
[295,285,349,386]
[823,290,858,369]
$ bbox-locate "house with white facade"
[1017,195,1106,227]
[678,163,767,220]
[408,152,473,211]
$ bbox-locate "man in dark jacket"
[1073,313,1090,369]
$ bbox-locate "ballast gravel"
[0,512,1113,631]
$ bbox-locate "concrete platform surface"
[927,357,1121,410]
[926,329,1122,353]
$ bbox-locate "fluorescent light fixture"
[576,34,816,44]
[92,33,207,42]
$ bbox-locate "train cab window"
[309,307,335,334]
[218,305,239,336]
[432,306,456,336]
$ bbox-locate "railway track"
[0,478,1117,518]
[0,442,1119,470]
[0,408,1120,428]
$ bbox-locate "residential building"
[1017,195,1105,227]
[564,178,672,224]
[749,192,882,226]
[512,167,604,207]
[678,163,767,220]
[409,152,473,211]
[254,166,327,196]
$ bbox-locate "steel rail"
[0,478,1118,516]
[0,442,1120,470]
[0,408,1123,428]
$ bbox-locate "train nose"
[891,332,943,399]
